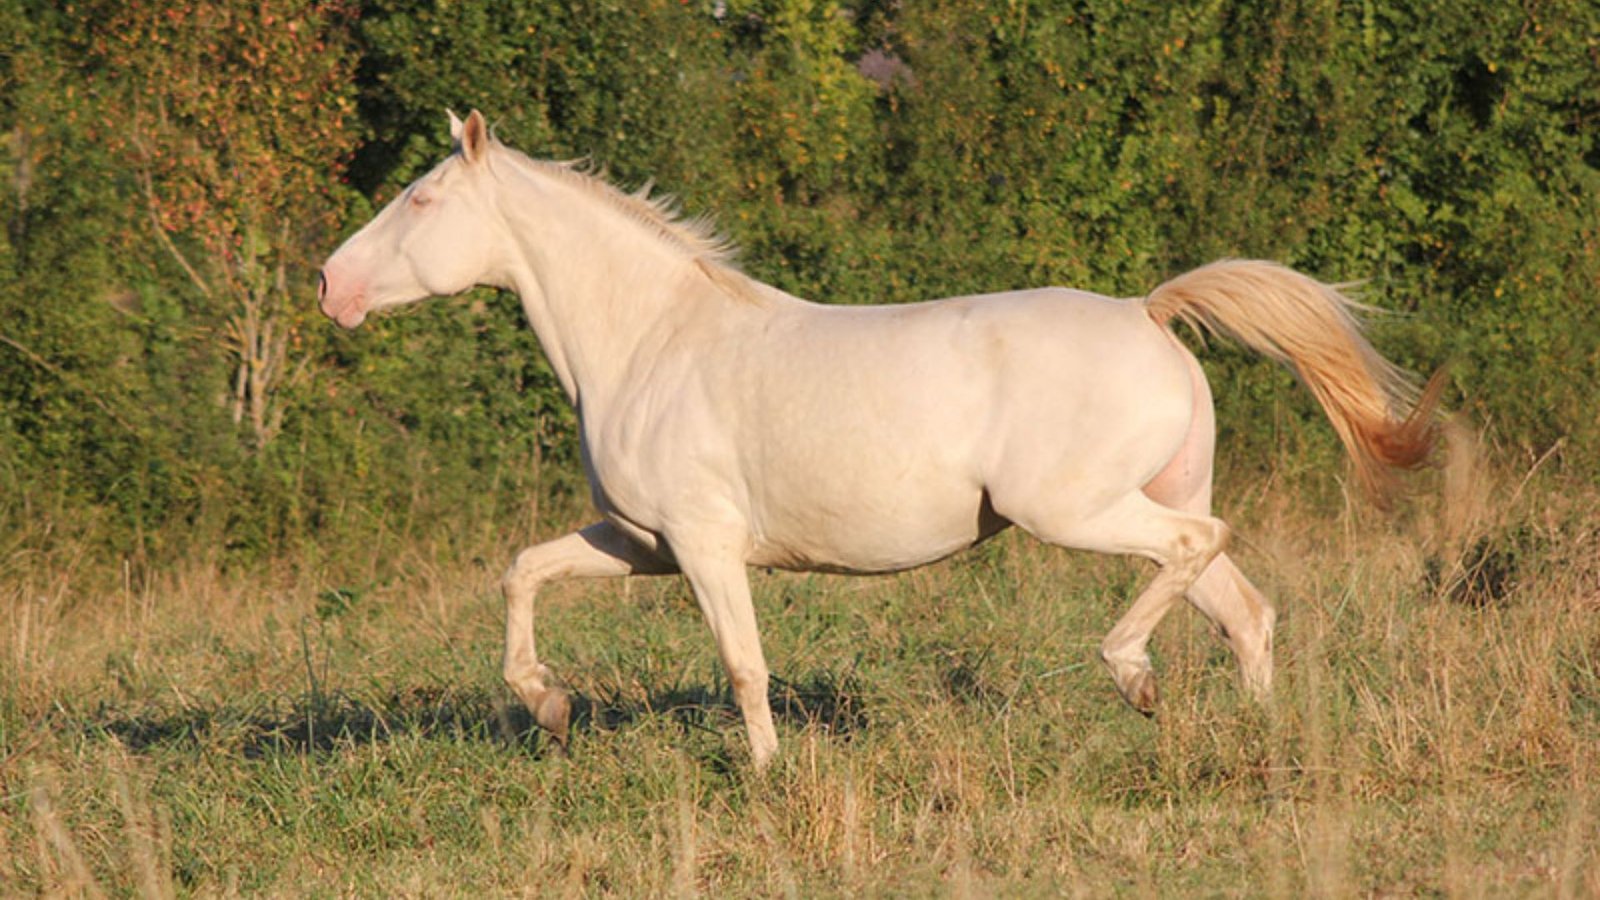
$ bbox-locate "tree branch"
[131,142,212,300]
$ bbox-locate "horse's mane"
[490,144,764,304]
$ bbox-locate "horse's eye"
[409,190,434,208]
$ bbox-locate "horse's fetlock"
[1099,641,1149,675]
[728,666,769,699]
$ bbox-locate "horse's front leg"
[673,544,779,769]
[503,521,675,746]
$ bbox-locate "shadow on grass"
[570,668,869,744]
[79,669,868,761]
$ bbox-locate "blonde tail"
[1145,259,1444,501]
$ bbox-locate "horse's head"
[319,110,507,329]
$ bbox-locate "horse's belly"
[744,482,1003,574]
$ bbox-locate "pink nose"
[317,267,367,328]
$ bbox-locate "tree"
[81,0,361,449]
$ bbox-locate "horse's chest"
[579,401,738,529]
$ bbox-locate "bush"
[1,0,1595,571]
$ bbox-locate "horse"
[318,110,1441,768]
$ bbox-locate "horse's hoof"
[535,687,572,748]
[1241,663,1273,704]
[1102,650,1159,716]
[1120,669,1158,716]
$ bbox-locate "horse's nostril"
[317,271,328,302]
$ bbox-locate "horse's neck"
[498,169,740,406]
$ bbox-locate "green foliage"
[1,0,1597,568]
[0,6,179,552]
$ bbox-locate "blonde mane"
[489,143,764,304]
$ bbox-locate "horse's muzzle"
[317,268,367,329]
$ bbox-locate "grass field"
[4,453,1597,896]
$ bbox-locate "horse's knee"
[503,544,563,598]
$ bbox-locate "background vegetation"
[2,0,1597,894]
[3,0,1597,570]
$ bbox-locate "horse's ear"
[456,109,489,164]
[447,109,465,141]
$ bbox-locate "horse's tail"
[1145,259,1445,502]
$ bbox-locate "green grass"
[4,463,1598,896]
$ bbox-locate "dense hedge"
[2,0,1596,568]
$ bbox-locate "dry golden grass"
[3,454,1597,895]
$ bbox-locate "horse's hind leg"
[1183,556,1276,699]
[502,522,676,746]
[998,490,1230,713]
[1150,493,1275,699]
[1093,499,1233,712]
[1140,343,1276,700]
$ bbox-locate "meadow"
[5,443,1596,896]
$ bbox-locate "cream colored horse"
[319,111,1440,768]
